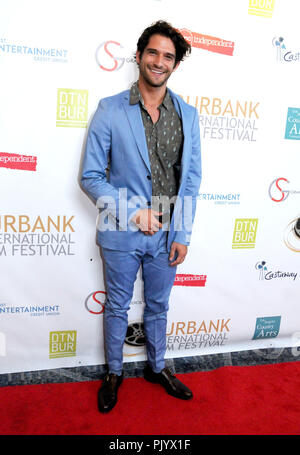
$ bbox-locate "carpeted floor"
[1,361,300,435]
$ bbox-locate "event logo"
[56,89,89,128]
[85,291,106,314]
[49,330,77,359]
[182,95,259,141]
[0,152,37,172]
[269,177,300,202]
[232,218,258,249]
[173,274,207,287]
[0,302,60,317]
[284,216,300,252]
[255,260,297,281]
[285,107,300,140]
[0,332,6,356]
[248,0,275,18]
[179,29,234,56]
[95,41,129,71]
[166,318,231,351]
[0,38,68,63]
[198,192,241,205]
[252,316,281,340]
[272,37,300,63]
[0,215,75,257]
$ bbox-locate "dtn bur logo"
[49,330,77,359]
[232,218,258,249]
[56,89,88,128]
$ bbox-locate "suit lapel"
[122,94,151,173]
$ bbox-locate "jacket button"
[147,175,151,180]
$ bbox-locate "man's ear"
[136,50,141,65]
[173,61,180,72]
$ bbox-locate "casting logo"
[273,37,300,63]
[95,41,135,71]
[0,38,68,63]
[166,318,231,351]
[174,274,207,287]
[198,192,240,205]
[285,107,300,140]
[0,215,75,257]
[248,0,275,18]
[182,95,259,141]
[0,332,6,356]
[269,177,300,202]
[0,153,37,172]
[284,216,300,252]
[232,218,258,249]
[49,330,77,359]
[56,89,89,128]
[252,316,281,340]
[85,291,106,314]
[179,29,234,56]
[255,260,297,281]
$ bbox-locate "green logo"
[49,330,77,358]
[232,218,258,249]
[56,89,88,128]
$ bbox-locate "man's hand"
[131,209,162,235]
[169,242,188,266]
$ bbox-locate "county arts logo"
[285,107,300,140]
[248,0,275,18]
[255,260,297,281]
[0,153,37,172]
[0,214,75,257]
[95,40,134,71]
[268,177,300,202]
[174,274,207,287]
[273,37,300,63]
[284,216,300,253]
[0,37,68,63]
[179,29,234,56]
[252,316,281,340]
[182,95,259,141]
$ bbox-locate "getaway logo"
[269,177,300,202]
[0,38,68,63]
[255,261,297,281]
[182,95,259,141]
[285,107,300,140]
[273,37,300,63]
[252,316,281,340]
[179,29,234,56]
[248,0,275,18]
[0,153,37,172]
[95,40,134,71]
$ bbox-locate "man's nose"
[153,54,163,67]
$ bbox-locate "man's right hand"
[131,209,163,235]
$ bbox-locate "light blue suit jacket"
[81,88,201,252]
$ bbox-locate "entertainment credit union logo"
[49,330,77,359]
[284,216,300,253]
[0,153,37,172]
[232,218,258,249]
[269,177,300,202]
[248,0,275,18]
[0,37,68,63]
[95,40,135,71]
[198,192,240,205]
[285,108,300,140]
[252,316,281,340]
[56,89,89,128]
[173,274,207,287]
[179,29,234,56]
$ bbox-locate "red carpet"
[1,361,300,435]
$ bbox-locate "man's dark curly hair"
[136,20,191,66]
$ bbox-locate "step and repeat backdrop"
[1,0,300,374]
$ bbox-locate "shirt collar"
[129,81,172,111]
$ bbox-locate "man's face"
[136,34,180,88]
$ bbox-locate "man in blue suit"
[81,20,201,413]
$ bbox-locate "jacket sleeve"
[173,108,202,245]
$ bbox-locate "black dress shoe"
[144,366,193,400]
[98,372,123,413]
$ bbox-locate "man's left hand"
[169,242,188,267]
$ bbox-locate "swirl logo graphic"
[85,291,106,314]
[95,41,125,71]
[268,177,289,202]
